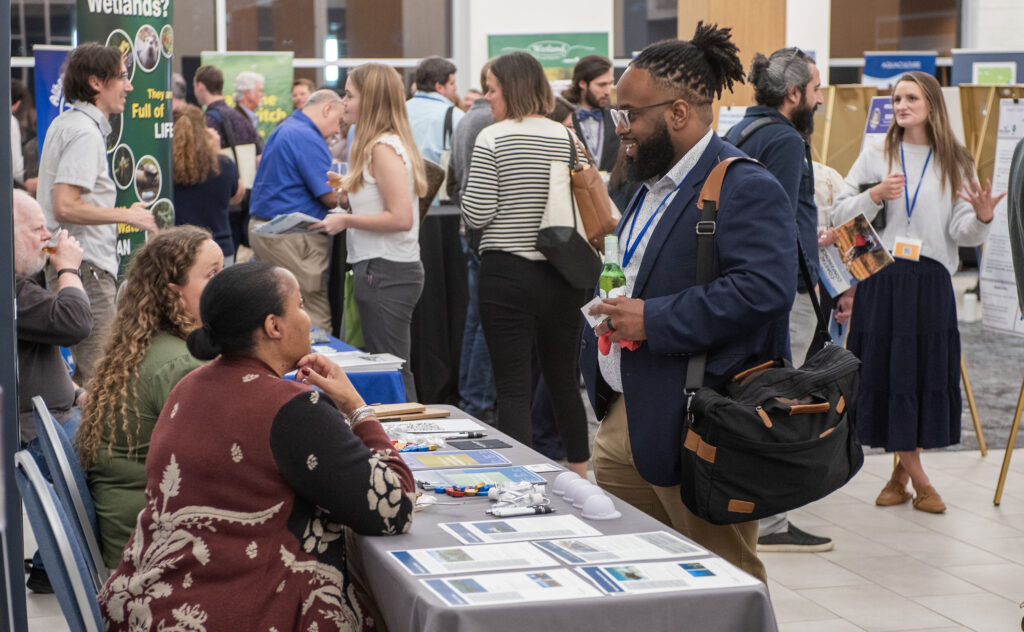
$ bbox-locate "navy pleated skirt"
[847,257,961,451]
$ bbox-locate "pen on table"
[438,431,485,439]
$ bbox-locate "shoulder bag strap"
[208,108,240,165]
[684,156,762,392]
[443,105,454,150]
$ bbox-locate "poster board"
[952,50,1024,86]
[714,105,747,136]
[487,33,609,83]
[959,85,1024,186]
[861,96,892,152]
[811,85,878,176]
[979,98,1024,336]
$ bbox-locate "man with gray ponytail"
[723,48,831,554]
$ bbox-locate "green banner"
[487,33,609,80]
[77,0,175,275]
[199,51,294,145]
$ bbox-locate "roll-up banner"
[33,46,73,154]
[77,0,175,274]
[199,51,295,146]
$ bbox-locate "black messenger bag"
[679,157,864,525]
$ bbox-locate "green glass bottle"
[599,234,627,299]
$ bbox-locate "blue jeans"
[458,234,496,417]
[25,408,83,570]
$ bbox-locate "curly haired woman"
[172,104,245,264]
[76,226,223,568]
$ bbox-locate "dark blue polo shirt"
[249,110,333,221]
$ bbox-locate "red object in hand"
[598,330,641,355]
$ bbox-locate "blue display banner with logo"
[861,96,894,151]
[33,45,73,153]
[862,52,937,88]
[951,49,1024,85]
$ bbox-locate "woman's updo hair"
[186,262,287,360]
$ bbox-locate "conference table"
[348,405,779,632]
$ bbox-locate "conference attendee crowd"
[11,23,1007,631]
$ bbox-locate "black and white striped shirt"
[462,117,587,259]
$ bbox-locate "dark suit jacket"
[572,106,620,172]
[580,133,797,487]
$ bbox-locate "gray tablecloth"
[348,406,778,632]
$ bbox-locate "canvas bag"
[535,144,601,289]
[678,157,864,525]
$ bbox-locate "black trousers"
[478,251,591,463]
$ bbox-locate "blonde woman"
[76,226,224,567]
[172,105,245,264]
[311,64,428,400]
[832,71,1003,513]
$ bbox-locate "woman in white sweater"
[831,71,1003,513]
[461,52,591,477]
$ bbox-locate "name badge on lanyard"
[894,143,930,262]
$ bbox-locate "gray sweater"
[450,99,494,202]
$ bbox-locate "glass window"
[615,0,677,58]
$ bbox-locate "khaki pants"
[248,218,332,331]
[46,260,116,387]
[593,396,767,583]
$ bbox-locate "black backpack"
[678,157,864,525]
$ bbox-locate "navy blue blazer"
[580,133,797,487]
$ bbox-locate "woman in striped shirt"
[462,51,591,477]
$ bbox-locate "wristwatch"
[57,268,81,278]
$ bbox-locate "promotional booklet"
[818,212,894,297]
[578,557,760,596]
[251,212,323,235]
[534,531,706,565]
[390,542,558,576]
[422,568,603,607]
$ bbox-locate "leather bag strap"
[685,156,762,392]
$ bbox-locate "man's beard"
[791,101,815,137]
[16,251,45,276]
[624,119,676,183]
[584,86,605,110]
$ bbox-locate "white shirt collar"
[644,128,714,190]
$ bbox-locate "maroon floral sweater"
[99,355,415,631]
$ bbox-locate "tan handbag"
[566,129,620,252]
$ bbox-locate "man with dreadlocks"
[583,24,797,582]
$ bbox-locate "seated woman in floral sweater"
[99,262,415,632]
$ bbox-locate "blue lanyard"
[622,179,686,269]
[900,143,932,220]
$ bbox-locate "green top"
[87,331,204,568]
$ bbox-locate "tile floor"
[21,449,1024,631]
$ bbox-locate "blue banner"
[33,46,72,153]
[862,52,937,88]
[951,50,1024,85]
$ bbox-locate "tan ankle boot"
[876,480,912,506]
[912,485,946,513]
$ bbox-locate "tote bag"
[535,159,601,288]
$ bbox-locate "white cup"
[961,292,978,323]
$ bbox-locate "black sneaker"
[26,565,54,594]
[757,524,834,552]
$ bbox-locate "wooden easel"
[994,378,1023,505]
